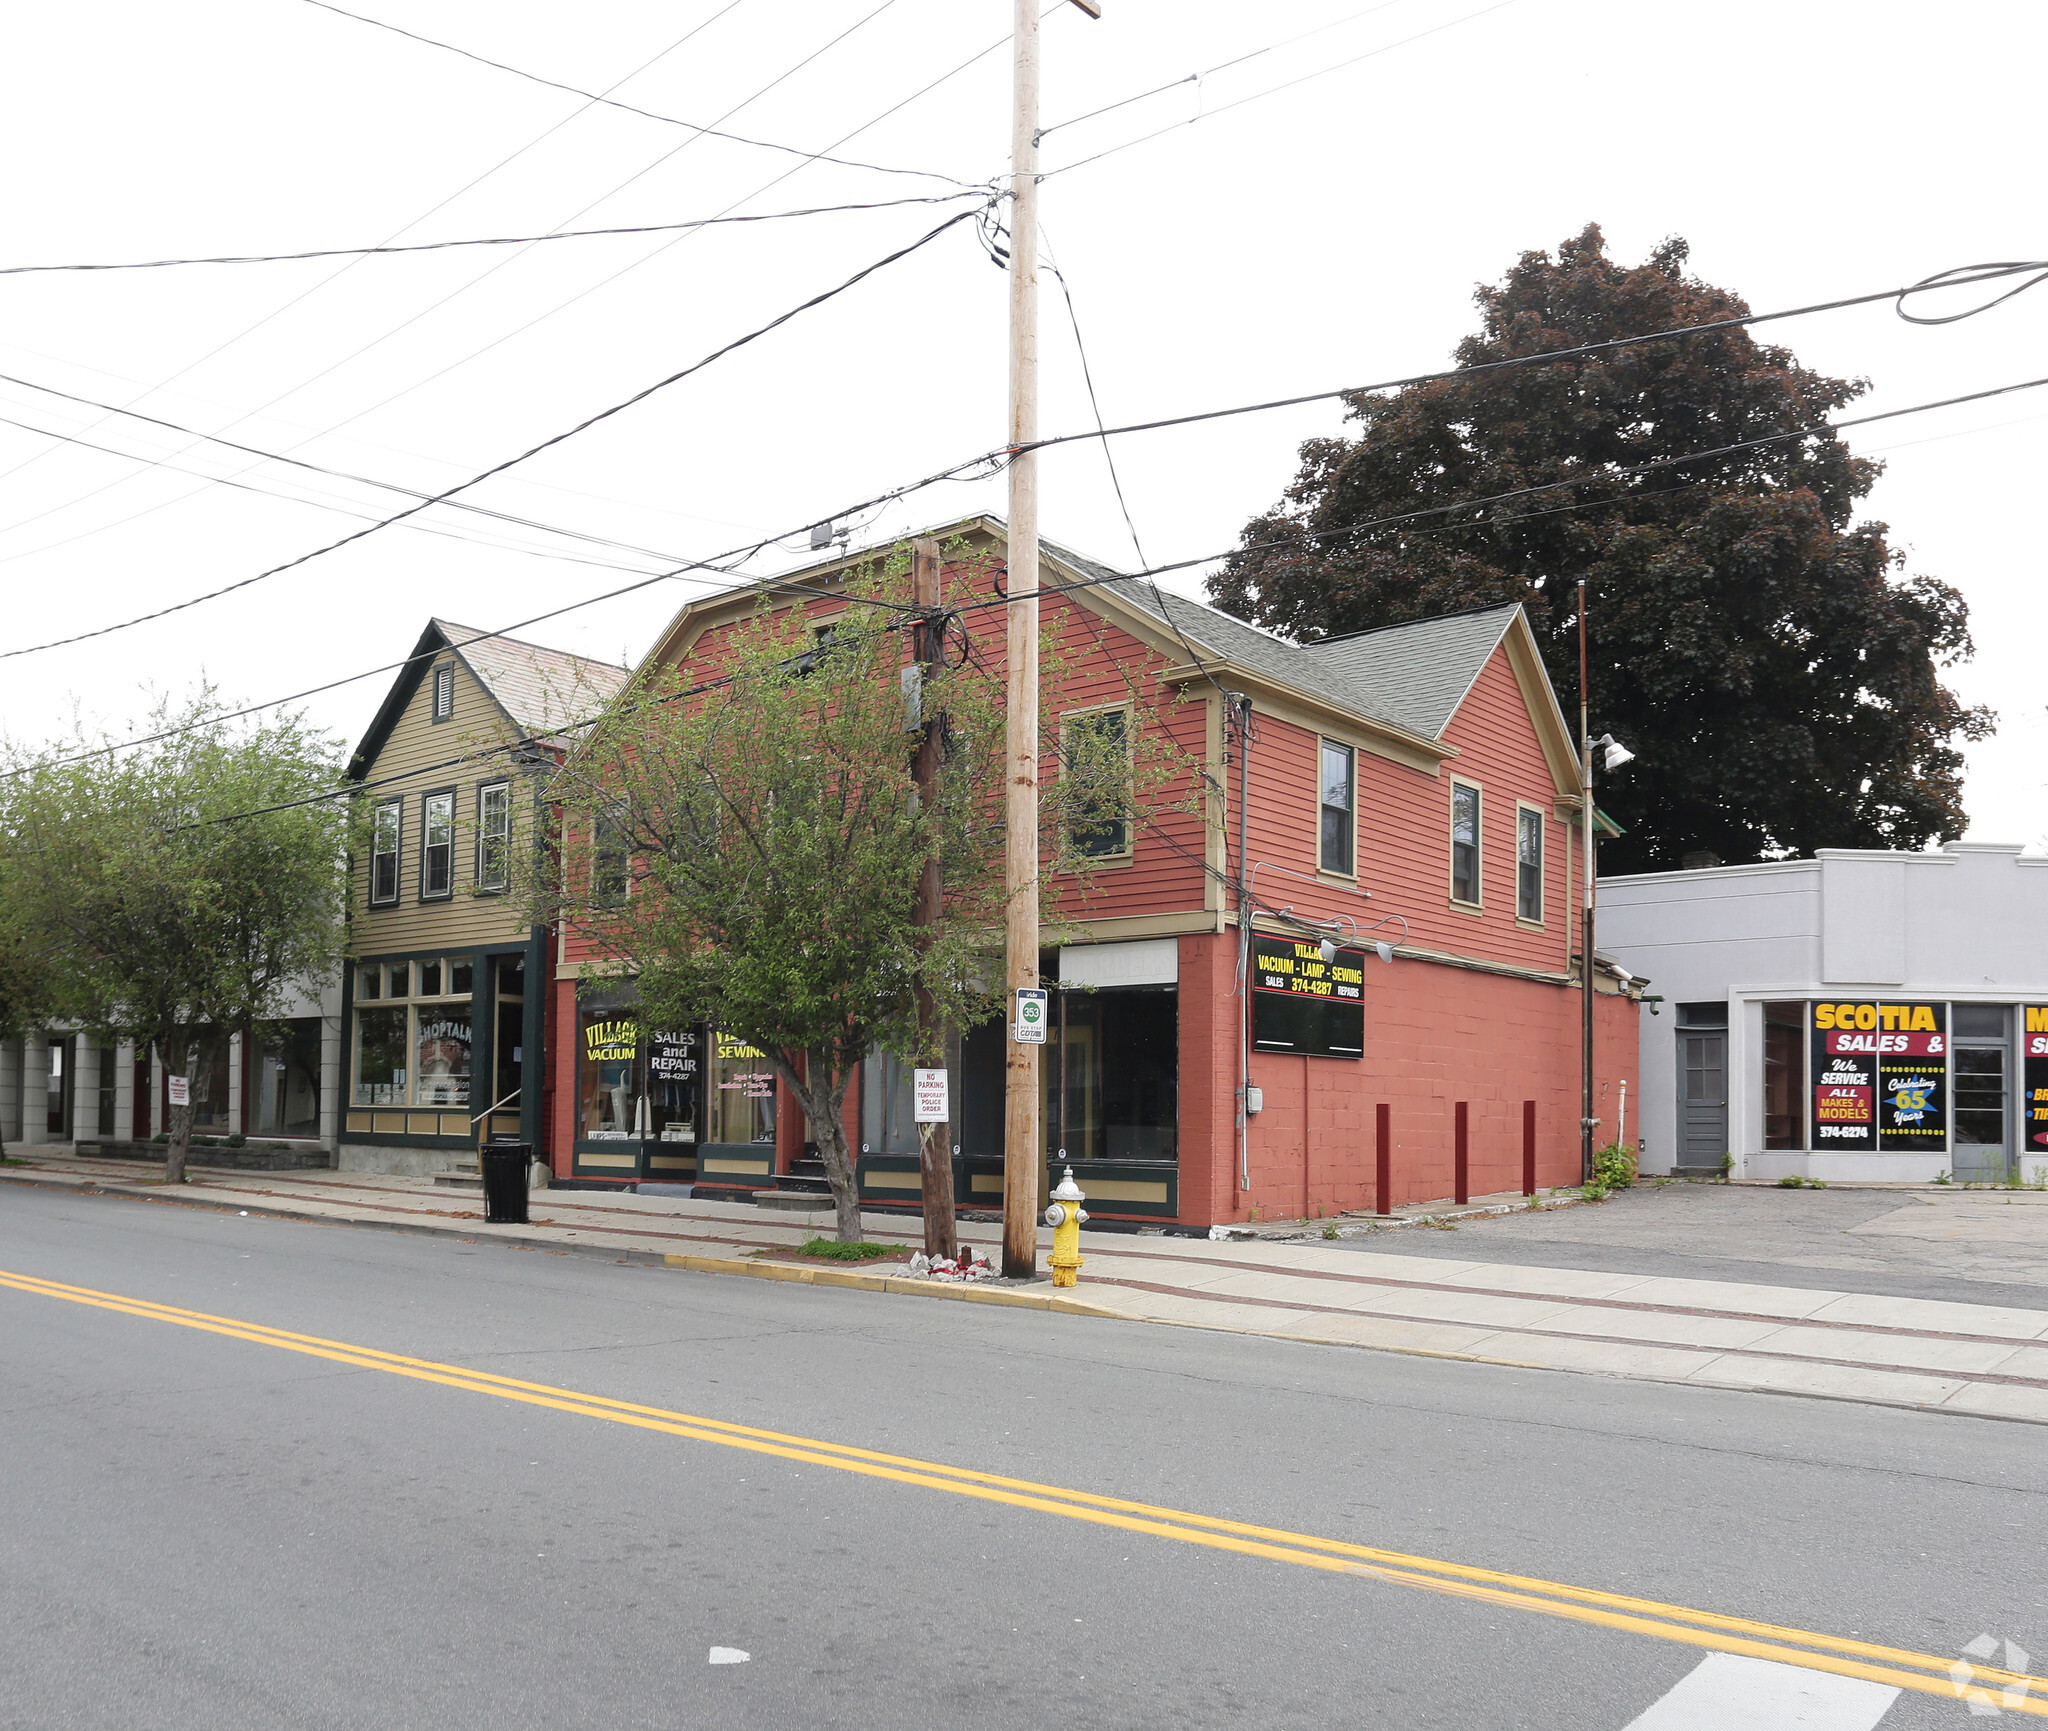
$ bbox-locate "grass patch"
[796,1237,897,1262]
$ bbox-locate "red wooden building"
[543,516,1640,1227]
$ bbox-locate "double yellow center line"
[1,1264,2032,1713]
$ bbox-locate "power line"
[958,370,2048,619]
[0,369,709,569]
[0,8,1007,570]
[1043,0,1518,178]
[0,204,986,662]
[0,410,682,581]
[295,0,972,188]
[1036,0,1413,140]
[1014,260,2048,458]
[0,10,732,508]
[0,192,982,276]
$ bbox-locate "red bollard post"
[1454,1101,1469,1205]
[1375,1103,1391,1218]
[1522,1098,1537,1197]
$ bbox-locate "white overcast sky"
[2,0,2042,845]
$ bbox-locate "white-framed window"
[1318,740,1355,876]
[369,799,401,906]
[1450,779,1482,907]
[421,791,455,899]
[1061,703,1134,861]
[431,664,455,721]
[1516,804,1545,923]
[476,782,511,892]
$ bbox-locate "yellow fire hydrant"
[1043,1166,1089,1287]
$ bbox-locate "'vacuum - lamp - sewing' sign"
[1252,939,1365,1059]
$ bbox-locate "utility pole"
[1001,0,1098,1279]
[1578,579,1597,1186]
[911,536,959,1262]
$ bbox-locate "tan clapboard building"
[341,619,627,1174]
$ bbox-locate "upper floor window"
[421,791,454,899]
[1062,705,1133,860]
[431,664,455,721]
[1318,741,1354,875]
[1450,780,1482,907]
[369,800,401,905]
[1516,805,1544,922]
[476,782,511,891]
[593,813,630,907]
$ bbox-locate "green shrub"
[795,1238,895,1262]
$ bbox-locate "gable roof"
[347,619,630,780]
[1045,537,1523,743]
[630,513,1576,787]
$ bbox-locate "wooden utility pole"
[1578,579,1597,1186]
[1002,0,1100,1280]
[911,536,959,1261]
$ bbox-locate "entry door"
[1678,1029,1728,1164]
[46,1037,72,1138]
[1952,1044,2012,1184]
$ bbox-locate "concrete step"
[434,1173,484,1189]
[751,1189,832,1211]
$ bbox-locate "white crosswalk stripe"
[1622,1654,1900,1730]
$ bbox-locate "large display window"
[1048,985,1178,1162]
[575,991,709,1146]
[253,1018,323,1138]
[351,956,475,1108]
[708,1033,777,1145]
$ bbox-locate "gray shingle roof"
[435,620,630,744]
[1045,538,1518,741]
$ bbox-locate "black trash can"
[479,1141,531,1225]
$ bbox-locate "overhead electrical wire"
[0,202,987,662]
[0,7,1007,566]
[0,369,713,569]
[24,356,2043,787]
[294,0,972,188]
[0,411,682,581]
[1036,0,1414,141]
[955,371,2048,623]
[0,10,731,504]
[0,192,984,276]
[1013,260,2048,458]
[1042,0,1519,178]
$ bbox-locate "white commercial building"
[1600,843,2048,1185]
[0,979,343,1163]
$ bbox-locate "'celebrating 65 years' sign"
[1809,1002,1948,1151]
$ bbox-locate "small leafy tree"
[542,551,1191,1244]
[0,698,348,1183]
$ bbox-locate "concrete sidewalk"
[7,1151,2048,1426]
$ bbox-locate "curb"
[10,1169,2039,1425]
[0,1171,1118,1318]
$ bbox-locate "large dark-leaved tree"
[1210,224,1990,871]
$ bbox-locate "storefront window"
[1048,986,1178,1161]
[353,1007,408,1105]
[862,1051,921,1156]
[708,1033,777,1144]
[580,1002,639,1139]
[253,1019,323,1138]
[414,1009,470,1106]
[648,1028,703,1144]
[351,957,476,1111]
[1763,1001,1805,1150]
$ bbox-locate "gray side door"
[1678,1029,1729,1164]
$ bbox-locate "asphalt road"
[1338,1182,2048,1310]
[3,1185,2044,1730]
